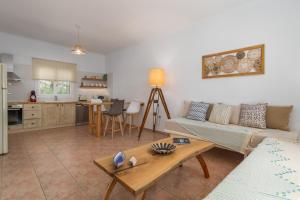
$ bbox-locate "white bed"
[204,138,300,200]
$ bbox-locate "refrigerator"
[0,64,8,154]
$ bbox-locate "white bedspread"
[205,138,300,200]
[168,118,253,154]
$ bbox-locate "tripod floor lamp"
[138,68,171,140]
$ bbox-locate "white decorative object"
[129,156,137,166]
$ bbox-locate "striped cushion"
[209,103,232,125]
[186,102,209,121]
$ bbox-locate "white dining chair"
[124,101,141,135]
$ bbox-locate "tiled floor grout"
[25,145,48,200]
[40,134,90,199]
[1,126,243,200]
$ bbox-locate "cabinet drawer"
[24,104,42,111]
[24,119,41,129]
[24,110,41,119]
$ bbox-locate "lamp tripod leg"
[138,88,156,140]
[158,88,171,119]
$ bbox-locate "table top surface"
[94,137,214,194]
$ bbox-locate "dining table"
[82,101,144,137]
[79,101,113,137]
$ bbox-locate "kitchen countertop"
[8,101,78,105]
[8,100,144,106]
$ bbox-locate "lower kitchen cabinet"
[42,104,59,128]
[42,103,76,128]
[8,102,76,133]
[59,103,75,125]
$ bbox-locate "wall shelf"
[80,86,107,89]
[81,78,105,81]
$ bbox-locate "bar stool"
[124,101,141,135]
[103,99,124,139]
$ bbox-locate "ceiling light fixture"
[71,24,87,55]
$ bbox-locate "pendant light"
[71,25,87,55]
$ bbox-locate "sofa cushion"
[239,103,267,129]
[186,102,209,121]
[209,103,232,125]
[229,105,241,125]
[180,100,191,117]
[205,103,214,120]
[266,105,293,131]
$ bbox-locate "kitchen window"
[32,58,77,98]
[38,80,71,95]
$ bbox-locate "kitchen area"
[1,53,112,136]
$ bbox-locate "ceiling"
[0,0,245,54]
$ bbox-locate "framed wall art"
[202,44,265,79]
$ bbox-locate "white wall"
[0,31,108,101]
[106,0,300,131]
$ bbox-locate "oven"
[8,104,23,125]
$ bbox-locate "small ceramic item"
[129,156,137,166]
[113,152,125,168]
[152,143,176,155]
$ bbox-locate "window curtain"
[32,58,77,82]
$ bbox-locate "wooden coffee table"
[94,137,214,200]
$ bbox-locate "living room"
[0,0,299,200]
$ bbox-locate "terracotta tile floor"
[0,126,243,200]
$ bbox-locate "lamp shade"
[148,68,165,87]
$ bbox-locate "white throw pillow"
[229,105,241,125]
[209,103,232,125]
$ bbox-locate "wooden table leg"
[196,154,209,178]
[96,105,102,137]
[135,191,146,200]
[88,105,93,133]
[103,178,117,200]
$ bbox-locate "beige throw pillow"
[229,105,241,125]
[266,105,293,131]
[209,103,232,125]
[180,101,191,117]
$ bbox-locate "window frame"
[36,80,74,98]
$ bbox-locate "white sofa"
[165,117,299,154]
[204,138,300,200]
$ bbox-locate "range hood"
[0,53,21,82]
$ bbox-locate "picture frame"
[202,44,265,79]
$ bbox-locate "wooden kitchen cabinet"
[42,103,76,128]
[59,103,75,125]
[42,104,59,128]
[9,102,76,133]
[23,103,42,129]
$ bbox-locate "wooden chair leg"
[119,115,124,136]
[111,117,115,139]
[104,116,109,136]
[123,114,127,133]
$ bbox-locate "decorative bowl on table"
[151,143,176,155]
